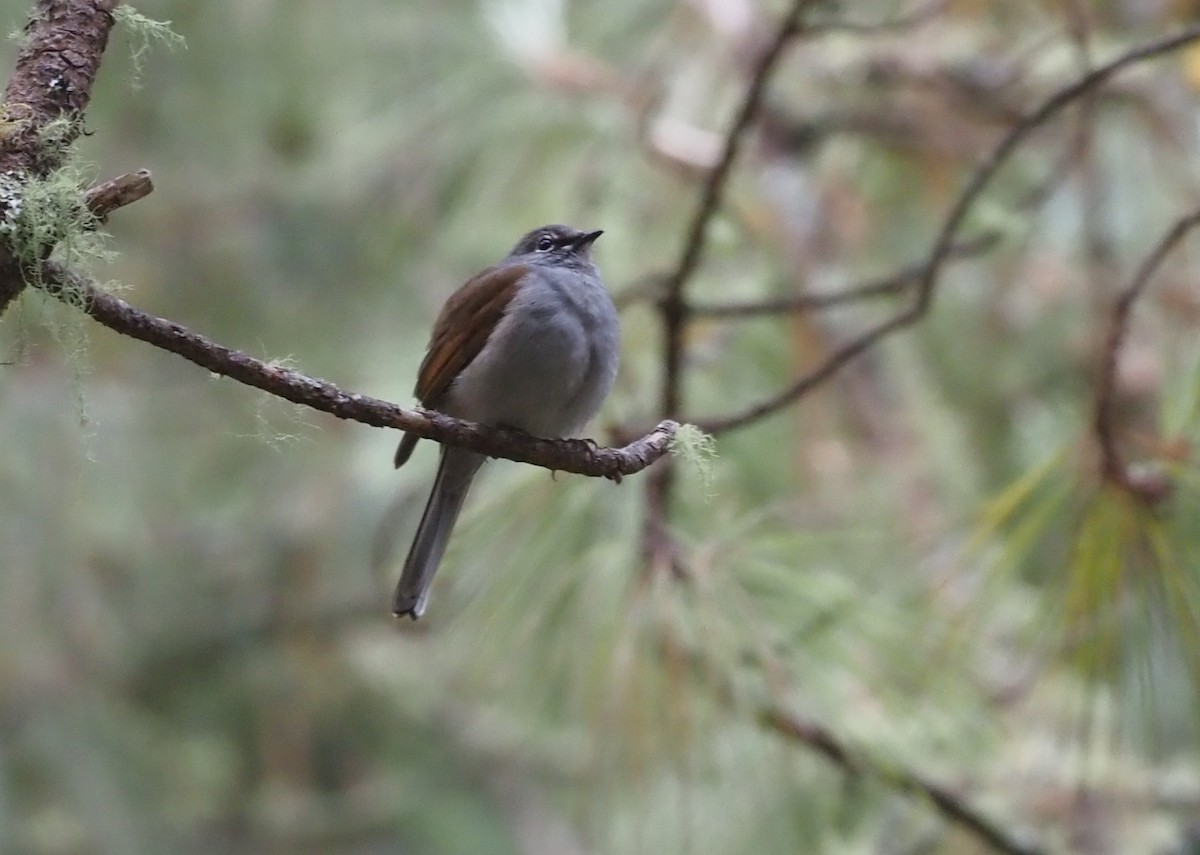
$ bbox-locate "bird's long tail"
[392,447,484,619]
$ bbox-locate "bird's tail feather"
[392,448,484,619]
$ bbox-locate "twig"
[701,23,1200,435]
[0,0,121,315]
[35,261,678,480]
[763,706,1044,855]
[1093,208,1200,503]
[689,232,1000,319]
[85,169,154,221]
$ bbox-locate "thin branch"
[1093,207,1200,503]
[644,0,817,571]
[658,0,817,417]
[700,307,919,435]
[701,23,1200,435]
[689,232,1000,319]
[763,706,1044,855]
[0,0,121,315]
[35,261,678,480]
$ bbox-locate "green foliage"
[0,158,103,271]
[971,452,1200,748]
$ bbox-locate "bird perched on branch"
[392,224,619,619]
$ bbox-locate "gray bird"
[392,225,619,619]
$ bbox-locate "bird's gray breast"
[445,265,618,438]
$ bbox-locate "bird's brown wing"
[414,263,529,405]
[395,264,526,469]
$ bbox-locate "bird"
[391,224,619,619]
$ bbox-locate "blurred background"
[1,0,1200,852]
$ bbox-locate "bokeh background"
[2,1,1200,853]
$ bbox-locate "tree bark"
[0,0,119,315]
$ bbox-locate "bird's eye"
[535,235,555,252]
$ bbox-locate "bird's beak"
[575,229,603,249]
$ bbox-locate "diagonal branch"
[763,706,1044,855]
[36,261,678,480]
[700,23,1200,435]
[1093,207,1200,503]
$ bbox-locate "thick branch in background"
[1093,207,1200,504]
[0,0,119,313]
[37,261,678,480]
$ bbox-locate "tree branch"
[84,168,153,221]
[0,0,120,314]
[643,0,818,571]
[762,706,1044,855]
[36,261,678,480]
[657,0,817,418]
[700,23,1200,436]
[1093,207,1200,504]
[688,232,1000,319]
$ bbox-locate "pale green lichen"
[114,5,185,86]
[669,423,718,500]
[231,356,319,450]
[0,158,112,278]
[0,158,113,436]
